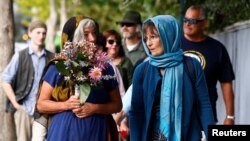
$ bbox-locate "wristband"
[226,115,235,120]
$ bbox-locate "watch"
[226,115,235,120]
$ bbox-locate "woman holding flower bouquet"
[36,16,122,141]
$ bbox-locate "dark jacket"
[129,60,215,141]
[6,48,54,112]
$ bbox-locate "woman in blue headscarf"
[129,15,215,141]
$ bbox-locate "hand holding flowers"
[65,95,80,110]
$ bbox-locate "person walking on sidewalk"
[182,5,235,125]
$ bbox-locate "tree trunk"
[0,0,16,141]
[46,0,57,53]
[56,0,67,52]
[60,0,67,32]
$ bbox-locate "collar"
[28,44,46,57]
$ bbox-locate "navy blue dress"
[43,64,118,141]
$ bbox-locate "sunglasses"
[183,17,204,24]
[107,40,121,45]
[119,23,136,27]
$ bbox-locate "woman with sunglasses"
[129,15,215,141]
[102,29,133,141]
[103,29,133,92]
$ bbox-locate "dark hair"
[187,5,208,20]
[142,20,159,42]
[102,29,125,57]
[142,21,157,34]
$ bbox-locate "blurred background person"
[103,29,133,91]
[116,10,146,67]
[1,20,54,141]
[102,29,133,141]
[182,5,235,125]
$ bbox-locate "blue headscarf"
[142,15,183,141]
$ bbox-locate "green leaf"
[76,53,86,60]
[72,61,79,67]
[55,62,70,75]
[79,83,91,104]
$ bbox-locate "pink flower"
[94,51,108,69]
[88,67,102,81]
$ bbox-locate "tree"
[0,0,16,140]
[68,0,180,32]
[15,0,58,52]
[60,0,67,31]
[14,0,250,46]
[46,0,57,52]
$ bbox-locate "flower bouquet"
[54,40,115,104]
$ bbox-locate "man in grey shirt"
[116,10,146,66]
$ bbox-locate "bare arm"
[221,81,234,125]
[1,82,21,110]
[36,81,80,114]
[73,87,122,118]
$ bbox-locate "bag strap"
[183,56,203,129]
[183,56,196,84]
